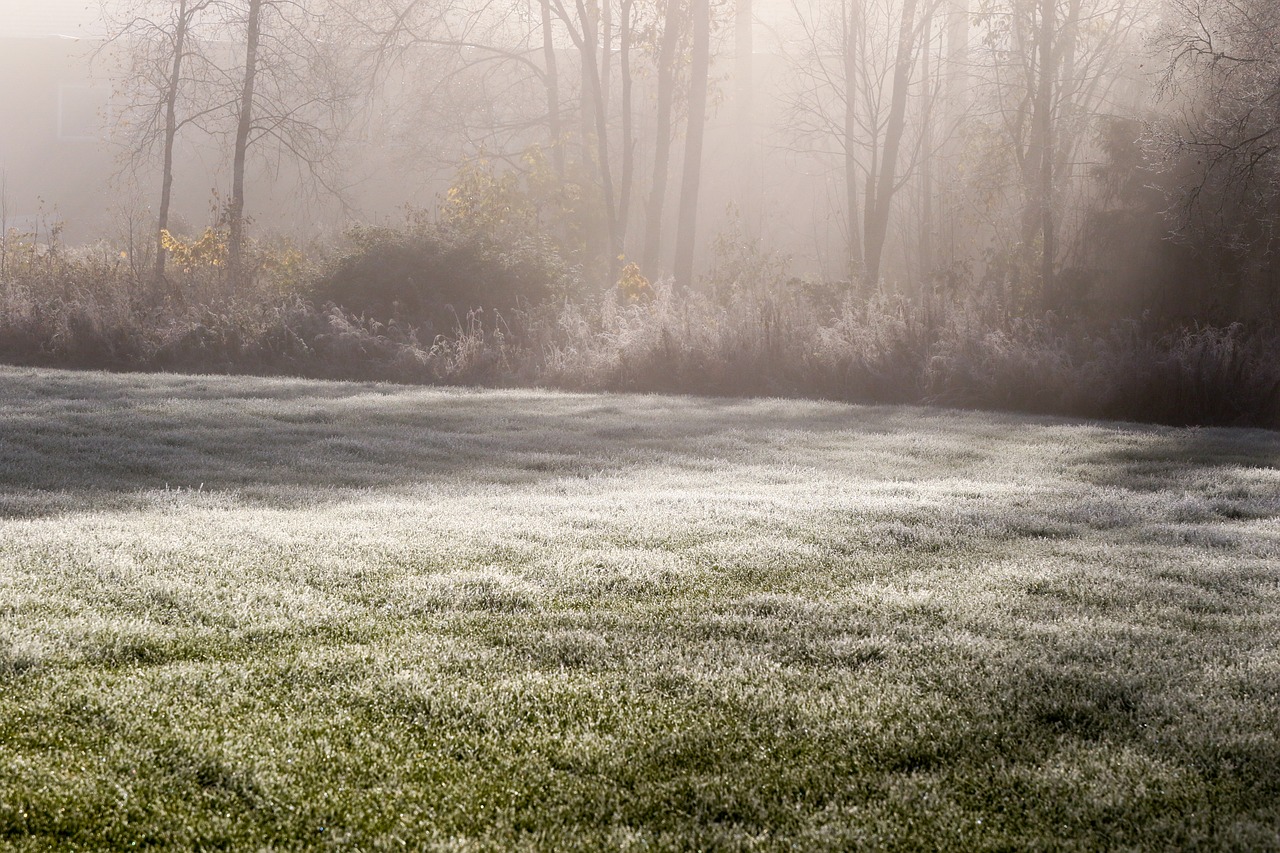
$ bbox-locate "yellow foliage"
[257,242,307,288]
[160,227,227,274]
[438,146,599,265]
[440,157,530,233]
[617,262,653,305]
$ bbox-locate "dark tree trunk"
[156,0,192,285]
[228,0,263,291]
[864,0,919,285]
[641,0,681,275]
[673,0,710,290]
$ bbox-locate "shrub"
[313,222,577,339]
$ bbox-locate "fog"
[1,0,1277,322]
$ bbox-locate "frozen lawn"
[1,366,1278,850]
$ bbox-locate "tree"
[863,0,922,286]
[552,0,622,264]
[227,0,263,287]
[971,0,1142,308]
[540,0,643,275]
[734,0,756,233]
[841,0,864,275]
[640,0,684,275]
[672,0,710,289]
[615,0,638,251]
[785,0,944,285]
[100,0,221,283]
[1154,0,1280,298]
[540,0,565,175]
[106,0,380,289]
[216,0,374,287]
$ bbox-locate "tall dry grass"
[539,284,1280,428]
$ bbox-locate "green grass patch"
[1,366,1278,850]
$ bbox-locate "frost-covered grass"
[1,366,1279,851]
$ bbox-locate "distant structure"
[0,1,116,242]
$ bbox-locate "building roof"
[0,0,110,39]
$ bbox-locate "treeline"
[0,213,1276,429]
[84,0,1280,324]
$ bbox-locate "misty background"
[0,0,1277,427]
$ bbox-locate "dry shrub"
[543,283,819,397]
[1091,324,1280,426]
[540,287,1280,428]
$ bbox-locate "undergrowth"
[1,231,1278,429]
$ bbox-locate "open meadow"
[1,365,1279,850]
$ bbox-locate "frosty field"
[1,366,1279,851]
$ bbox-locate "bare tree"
[784,0,945,284]
[971,0,1142,306]
[734,0,756,232]
[212,0,378,287]
[863,0,922,285]
[616,0,638,248]
[226,0,263,287]
[841,0,864,275]
[640,0,684,274]
[552,0,622,262]
[105,0,386,288]
[672,0,710,289]
[100,0,222,283]
[1154,0,1280,285]
[540,0,565,175]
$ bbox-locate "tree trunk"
[735,0,756,235]
[672,0,710,290]
[617,0,635,248]
[600,0,611,120]
[1033,0,1055,304]
[919,11,935,286]
[864,0,919,286]
[941,0,969,267]
[640,0,680,275]
[541,0,564,176]
[575,0,619,267]
[843,0,863,279]
[156,0,191,285]
[579,0,598,165]
[945,0,969,112]
[228,0,263,291]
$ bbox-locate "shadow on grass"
[1083,424,1280,481]
[0,366,1039,517]
[1076,426,1280,528]
[4,365,1280,525]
